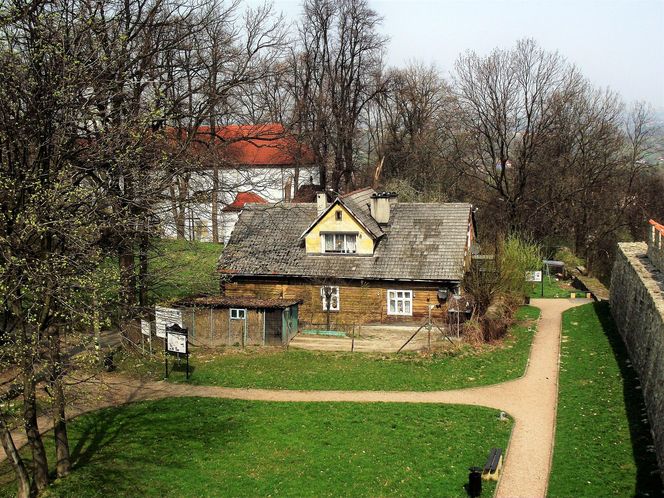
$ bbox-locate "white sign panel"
[155,306,182,339]
[525,270,543,282]
[141,319,151,337]
[166,332,187,354]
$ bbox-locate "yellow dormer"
[303,202,374,255]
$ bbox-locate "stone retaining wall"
[610,242,664,480]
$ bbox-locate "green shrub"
[553,246,584,269]
[499,234,542,297]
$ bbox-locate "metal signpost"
[164,323,189,380]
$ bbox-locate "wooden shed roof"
[173,295,302,309]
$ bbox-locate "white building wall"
[159,165,319,244]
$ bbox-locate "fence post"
[351,325,355,352]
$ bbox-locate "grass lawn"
[548,302,662,497]
[0,399,512,497]
[119,306,540,391]
[527,276,577,298]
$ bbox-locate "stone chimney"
[316,191,327,216]
[370,192,398,224]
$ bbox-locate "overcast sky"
[246,0,664,110]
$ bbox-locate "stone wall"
[610,242,664,480]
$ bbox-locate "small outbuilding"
[172,295,301,347]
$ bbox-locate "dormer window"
[322,233,357,254]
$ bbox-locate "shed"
[172,295,301,347]
[543,259,566,277]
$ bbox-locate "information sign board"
[525,270,543,282]
[166,331,187,354]
[155,306,182,338]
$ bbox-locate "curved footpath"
[3,298,589,498]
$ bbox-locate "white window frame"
[320,286,340,312]
[230,308,246,320]
[321,233,357,254]
[387,290,413,316]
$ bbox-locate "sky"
[245,0,664,110]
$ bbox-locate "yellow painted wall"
[305,203,374,255]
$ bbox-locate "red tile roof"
[222,191,268,212]
[292,184,324,203]
[189,123,314,166]
[649,219,664,235]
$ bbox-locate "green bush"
[553,246,584,269]
[500,234,542,297]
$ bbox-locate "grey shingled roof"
[220,201,472,282]
[340,189,383,238]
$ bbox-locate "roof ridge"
[340,186,374,198]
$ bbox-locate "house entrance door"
[265,310,282,345]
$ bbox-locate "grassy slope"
[120,306,540,391]
[0,399,512,497]
[549,302,661,497]
[148,239,220,302]
[99,239,221,309]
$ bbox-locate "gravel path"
[3,298,589,497]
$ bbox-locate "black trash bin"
[103,352,115,372]
[468,466,482,497]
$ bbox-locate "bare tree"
[290,0,387,191]
[364,63,459,197]
[448,39,580,230]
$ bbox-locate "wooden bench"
[482,448,503,481]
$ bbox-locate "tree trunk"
[342,139,354,189]
[169,184,185,240]
[372,156,385,188]
[317,149,327,190]
[138,225,149,308]
[118,248,136,317]
[0,423,31,498]
[48,326,71,478]
[293,166,300,197]
[211,166,219,243]
[22,372,49,494]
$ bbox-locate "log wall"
[225,278,447,326]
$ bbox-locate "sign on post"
[525,270,542,282]
[164,324,189,380]
[166,329,188,354]
[155,306,182,338]
[140,319,152,354]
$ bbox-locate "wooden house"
[218,188,476,326]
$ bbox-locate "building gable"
[304,202,374,255]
